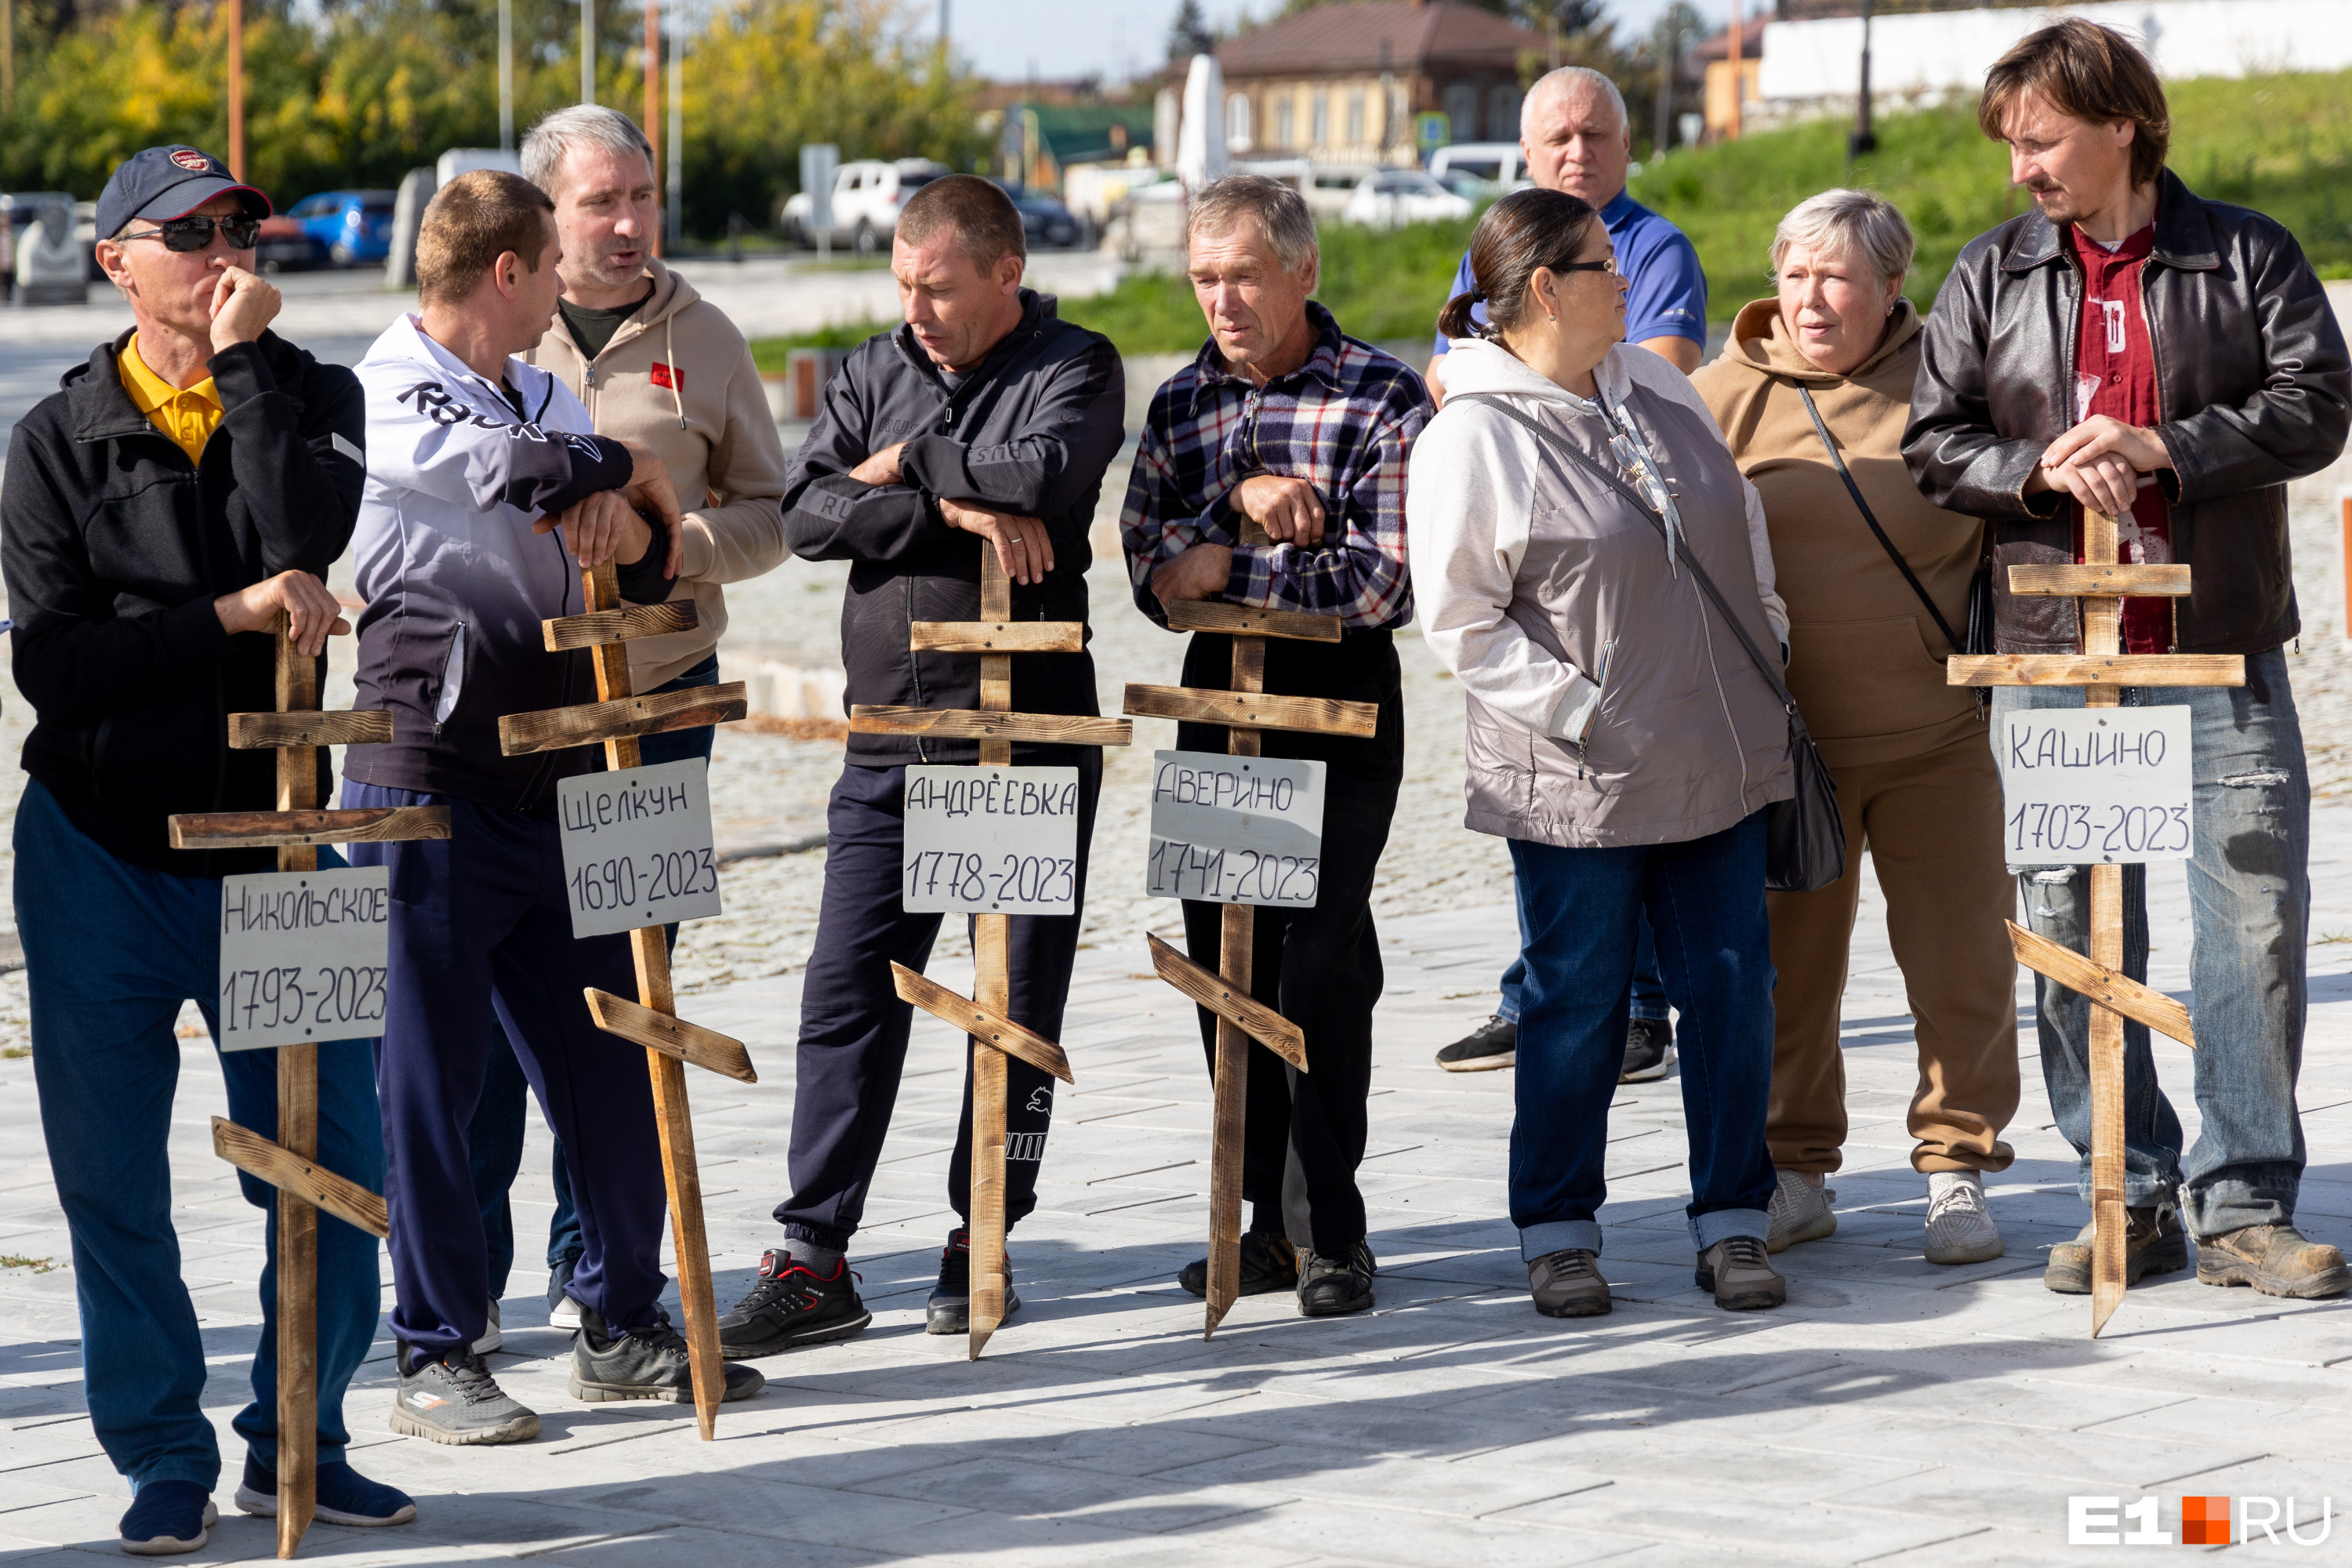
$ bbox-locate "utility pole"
[1725,0,1741,142]
[226,0,245,178]
[667,20,683,249]
[499,0,514,151]
[1849,0,1878,158]
[581,0,596,105]
[1654,9,1677,157]
[644,0,660,257]
[940,0,949,48]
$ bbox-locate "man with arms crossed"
[1123,175,1426,1316]
[464,104,790,1338]
[1428,65,1708,1081]
[724,175,1123,1349]
[347,170,763,1441]
[3,143,412,1553]
[1907,20,2350,1300]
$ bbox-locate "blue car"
[282,189,398,267]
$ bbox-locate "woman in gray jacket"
[1409,188,1795,1320]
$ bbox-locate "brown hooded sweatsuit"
[1693,297,2019,1176]
[528,257,790,692]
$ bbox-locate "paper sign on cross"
[169,618,448,1559]
[850,549,1131,1357]
[498,568,752,1438]
[1948,510,2242,1336]
[1122,522,1378,1338]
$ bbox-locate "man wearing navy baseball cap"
[2,144,416,1553]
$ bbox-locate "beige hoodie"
[528,258,789,690]
[1692,297,1985,768]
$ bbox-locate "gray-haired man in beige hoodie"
[464,103,791,1338]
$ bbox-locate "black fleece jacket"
[2,329,368,875]
[782,289,1125,765]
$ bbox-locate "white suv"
[780,158,951,253]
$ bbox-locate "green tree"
[1165,0,1214,64]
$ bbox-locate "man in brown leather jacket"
[1906,19,2350,1301]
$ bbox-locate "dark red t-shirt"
[2067,220,2171,654]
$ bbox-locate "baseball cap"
[96,146,271,239]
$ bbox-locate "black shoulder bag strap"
[1791,382,1962,654]
[1448,392,1795,714]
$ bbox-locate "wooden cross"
[1949,509,2242,1334]
[850,549,1131,1358]
[498,569,753,1437]
[1121,524,1380,1337]
[169,616,446,1559]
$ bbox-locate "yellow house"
[1216,0,1548,166]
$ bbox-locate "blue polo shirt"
[1432,189,1708,356]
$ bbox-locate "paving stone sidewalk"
[5,802,2352,1566]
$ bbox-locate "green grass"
[1629,67,2352,314]
[748,68,2352,363]
[0,1254,57,1272]
[748,219,1479,370]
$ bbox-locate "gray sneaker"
[390,1345,540,1445]
[470,1298,502,1355]
[1924,1171,2005,1264]
[1526,1248,1610,1317]
[571,1305,766,1405]
[1695,1236,1786,1311]
[1765,1168,1837,1254]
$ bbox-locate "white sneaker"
[470,1298,503,1355]
[1766,1169,1837,1254]
[1924,1171,2005,1264]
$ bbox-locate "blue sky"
[946,0,1733,86]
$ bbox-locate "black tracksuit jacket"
[2,331,366,875]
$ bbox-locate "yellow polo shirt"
[118,332,223,463]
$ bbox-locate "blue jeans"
[466,655,718,1297]
[1507,813,1777,1259]
[1498,914,1668,1027]
[1993,645,2310,1237]
[15,780,383,1492]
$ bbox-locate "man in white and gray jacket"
[343,170,762,1443]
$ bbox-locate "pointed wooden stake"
[271,620,319,1561]
[570,562,728,1436]
[967,553,1016,1360]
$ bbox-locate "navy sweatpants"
[344,782,670,1356]
[779,750,1101,1252]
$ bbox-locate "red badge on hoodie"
[650,361,683,393]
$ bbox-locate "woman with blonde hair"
[1410,187,1795,1320]
[1692,188,2017,1266]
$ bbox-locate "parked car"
[2,192,90,303]
[779,158,950,253]
[1341,169,1475,228]
[280,190,398,267]
[987,180,1085,249]
[1302,162,1377,222]
[252,213,318,272]
[1427,142,1528,192]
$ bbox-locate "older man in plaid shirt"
[1121,174,1430,1318]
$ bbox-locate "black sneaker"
[1298,1240,1377,1316]
[389,1342,540,1445]
[234,1452,417,1527]
[716,1248,873,1357]
[1621,1017,1675,1082]
[926,1226,1024,1334]
[1436,1014,1516,1072]
[118,1480,216,1555]
[1177,1230,1299,1297]
[570,1305,764,1404]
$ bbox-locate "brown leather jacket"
[1904,169,2349,655]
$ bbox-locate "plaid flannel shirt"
[1120,302,1428,630]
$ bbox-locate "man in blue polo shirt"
[1428,64,1708,1080]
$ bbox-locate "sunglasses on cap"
[117,214,263,252]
